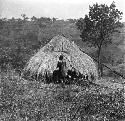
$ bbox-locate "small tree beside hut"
[76,2,123,77]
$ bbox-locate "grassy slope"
[0,71,125,121]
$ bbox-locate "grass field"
[0,70,125,121]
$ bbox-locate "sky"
[0,0,125,21]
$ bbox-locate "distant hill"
[0,17,124,73]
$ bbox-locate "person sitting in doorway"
[56,55,67,84]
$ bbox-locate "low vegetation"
[0,70,125,121]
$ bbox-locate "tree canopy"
[76,1,123,47]
[76,1,123,76]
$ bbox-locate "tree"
[52,17,58,23]
[21,14,29,22]
[76,1,123,77]
[31,16,37,21]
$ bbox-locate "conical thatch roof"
[25,35,98,79]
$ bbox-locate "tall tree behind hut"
[76,2,123,77]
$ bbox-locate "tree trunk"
[97,34,104,77]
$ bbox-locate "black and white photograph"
[0,0,125,120]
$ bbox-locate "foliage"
[76,2,123,76]
[0,15,81,72]
[76,2,123,47]
[0,16,53,72]
[0,71,125,120]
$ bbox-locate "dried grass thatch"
[25,35,98,79]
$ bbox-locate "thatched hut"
[24,35,98,81]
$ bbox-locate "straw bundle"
[25,35,98,79]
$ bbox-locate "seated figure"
[52,55,67,84]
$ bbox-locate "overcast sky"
[0,0,125,21]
